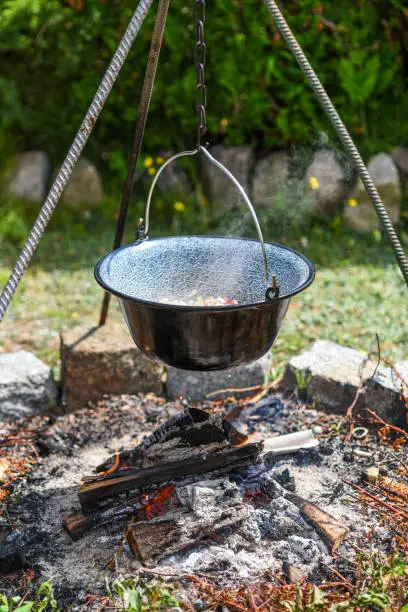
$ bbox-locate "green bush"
[1,0,408,185]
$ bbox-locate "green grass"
[0,208,407,379]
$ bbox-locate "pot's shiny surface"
[95,236,314,370]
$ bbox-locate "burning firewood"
[64,484,179,540]
[78,442,263,507]
[127,481,249,566]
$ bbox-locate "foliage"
[0,580,59,612]
[0,195,32,246]
[105,576,182,611]
[1,0,408,183]
[281,553,408,611]
[294,368,312,392]
[282,585,326,611]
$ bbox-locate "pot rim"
[94,235,315,311]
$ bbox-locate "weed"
[0,579,59,612]
[105,576,182,611]
[280,552,408,611]
[294,369,312,392]
[329,422,347,436]
[282,585,326,611]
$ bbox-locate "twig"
[344,480,408,520]
[320,562,353,588]
[383,358,408,389]
[246,582,259,611]
[206,374,283,400]
[364,408,408,441]
[385,450,408,476]
[345,334,381,439]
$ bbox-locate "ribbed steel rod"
[99,0,171,326]
[0,0,154,322]
[263,0,408,288]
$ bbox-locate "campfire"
[62,404,349,580]
[1,388,407,610]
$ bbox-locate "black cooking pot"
[95,235,314,370]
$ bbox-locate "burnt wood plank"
[127,504,249,566]
[79,442,262,508]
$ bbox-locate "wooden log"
[298,500,349,552]
[64,484,179,541]
[63,496,145,541]
[96,407,247,473]
[127,504,249,566]
[79,442,263,508]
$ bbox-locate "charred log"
[79,442,263,507]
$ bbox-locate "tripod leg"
[99,0,171,326]
[0,0,154,322]
[263,0,408,287]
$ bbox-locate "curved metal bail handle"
[143,146,274,292]
[144,149,198,237]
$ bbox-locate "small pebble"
[312,425,323,435]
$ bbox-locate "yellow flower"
[174,201,186,212]
[143,156,154,168]
[156,156,164,165]
[148,167,156,176]
[308,176,319,190]
[348,198,358,207]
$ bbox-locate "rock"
[166,352,271,401]
[60,158,104,209]
[60,323,163,410]
[155,151,193,201]
[7,152,50,204]
[284,340,408,427]
[344,153,401,233]
[0,351,57,421]
[391,147,408,196]
[201,145,254,209]
[252,151,290,206]
[305,150,347,215]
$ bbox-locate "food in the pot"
[161,290,238,306]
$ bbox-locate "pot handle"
[142,145,278,297]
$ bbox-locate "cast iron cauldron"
[95,147,314,371]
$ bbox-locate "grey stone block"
[201,145,254,209]
[60,158,104,209]
[284,340,407,426]
[166,353,271,401]
[305,150,348,215]
[60,323,164,410]
[344,153,401,233]
[0,351,57,421]
[252,151,290,207]
[8,151,50,204]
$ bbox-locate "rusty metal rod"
[263,0,408,288]
[0,0,153,322]
[99,0,171,326]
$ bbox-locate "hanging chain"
[194,0,207,148]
